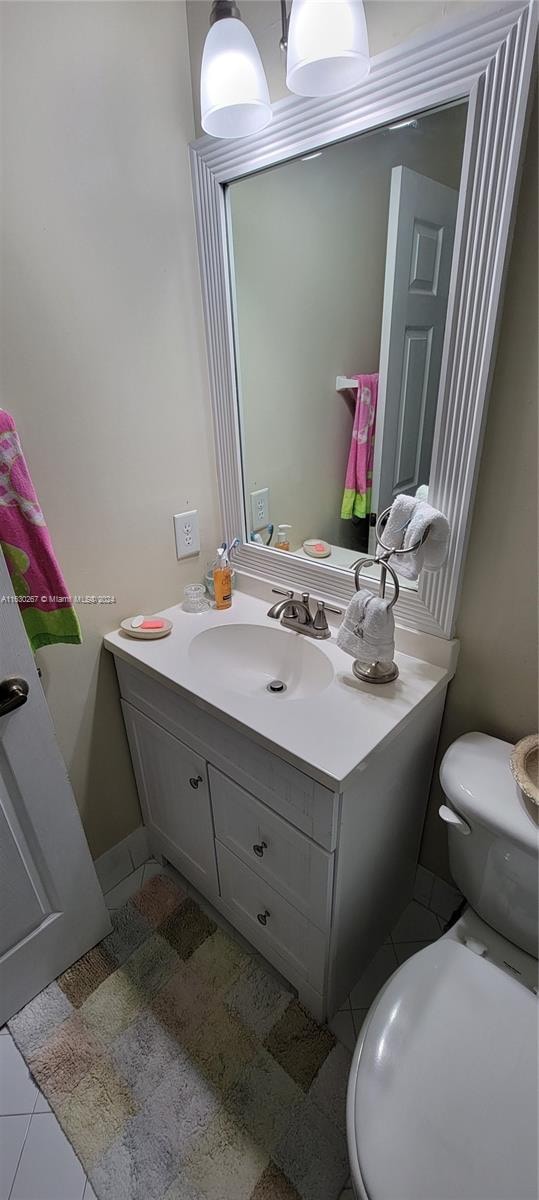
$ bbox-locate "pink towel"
[0,410,81,650]
[341,373,378,520]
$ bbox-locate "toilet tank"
[440,733,538,958]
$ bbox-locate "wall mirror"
[191,2,536,638]
[228,100,468,587]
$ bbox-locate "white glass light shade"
[286,0,370,97]
[201,18,272,139]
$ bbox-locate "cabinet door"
[121,701,218,898]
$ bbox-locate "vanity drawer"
[210,766,333,931]
[216,843,327,994]
[115,658,338,850]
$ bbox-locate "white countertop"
[104,591,451,789]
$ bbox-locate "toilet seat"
[347,934,538,1200]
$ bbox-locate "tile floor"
[1,858,459,1200]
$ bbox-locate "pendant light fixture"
[200,0,371,139]
[200,0,272,139]
[286,0,370,98]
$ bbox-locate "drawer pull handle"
[189,775,203,789]
[253,841,267,858]
[257,909,270,926]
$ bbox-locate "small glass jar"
[183,583,210,613]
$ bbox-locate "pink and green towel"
[340,373,378,521]
[0,410,81,651]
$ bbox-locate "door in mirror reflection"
[227,101,467,586]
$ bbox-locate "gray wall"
[1,1,535,872]
[0,2,221,857]
[421,93,538,877]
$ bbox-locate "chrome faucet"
[267,589,341,639]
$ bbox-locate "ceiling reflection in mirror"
[227,101,468,587]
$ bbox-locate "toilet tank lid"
[440,732,537,851]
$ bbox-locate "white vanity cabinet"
[121,704,219,901]
[112,651,447,1022]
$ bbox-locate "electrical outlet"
[174,509,200,559]
[250,487,270,532]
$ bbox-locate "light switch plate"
[250,487,270,531]
[174,510,200,559]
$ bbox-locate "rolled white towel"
[337,591,395,665]
[382,494,450,580]
[382,494,416,553]
[337,591,371,658]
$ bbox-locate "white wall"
[0,2,221,857]
[188,1,538,881]
[230,105,466,549]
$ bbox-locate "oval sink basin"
[188,623,334,700]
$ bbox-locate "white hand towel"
[382,494,416,552]
[337,591,395,665]
[383,494,450,580]
[336,591,371,657]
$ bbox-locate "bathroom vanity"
[105,590,454,1021]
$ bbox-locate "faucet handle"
[313,599,342,633]
[313,600,328,632]
[267,588,295,619]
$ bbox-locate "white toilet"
[347,732,538,1200]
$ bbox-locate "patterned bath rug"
[8,872,351,1200]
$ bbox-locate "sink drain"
[267,679,287,694]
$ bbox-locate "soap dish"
[121,616,172,640]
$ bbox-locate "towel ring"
[351,503,433,685]
[354,556,400,608]
[375,505,431,556]
[352,553,400,684]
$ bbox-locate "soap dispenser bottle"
[276,524,292,551]
[213,545,232,610]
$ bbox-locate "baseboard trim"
[94,826,149,894]
[95,827,461,928]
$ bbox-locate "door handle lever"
[0,677,29,717]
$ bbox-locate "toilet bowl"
[346,732,539,1200]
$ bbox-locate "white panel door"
[370,166,458,548]
[121,701,219,900]
[0,551,110,1025]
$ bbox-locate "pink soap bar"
[140,619,166,630]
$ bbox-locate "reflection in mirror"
[227,101,468,588]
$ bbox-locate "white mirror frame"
[190,1,536,639]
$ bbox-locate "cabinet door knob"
[189,774,203,789]
[257,909,270,926]
[253,841,267,858]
